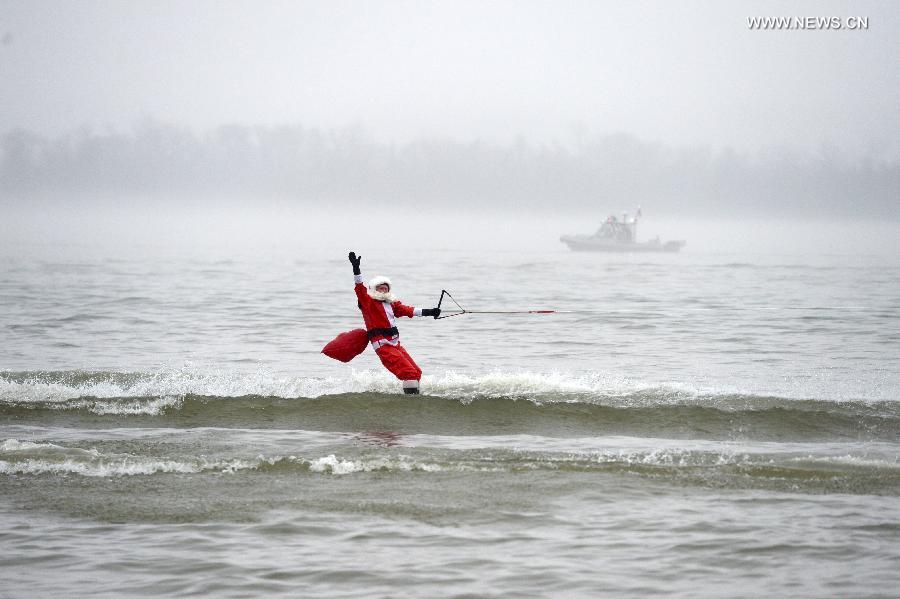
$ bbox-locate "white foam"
[2,437,892,479]
[0,367,696,403]
[1,438,451,478]
[0,442,450,478]
[787,454,900,470]
[347,369,710,403]
[0,438,268,476]
[2,366,881,410]
[1,439,64,452]
[0,368,344,403]
[0,458,205,476]
[588,448,746,468]
[1,438,99,456]
[425,370,600,399]
[307,454,443,475]
[66,395,183,415]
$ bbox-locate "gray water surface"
[2,241,899,597]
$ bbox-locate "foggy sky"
[2,0,899,160]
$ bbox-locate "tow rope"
[435,290,562,319]
[434,290,874,318]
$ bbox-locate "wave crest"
[0,367,852,405]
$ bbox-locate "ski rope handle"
[436,289,467,319]
[435,290,559,318]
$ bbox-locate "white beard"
[367,289,398,303]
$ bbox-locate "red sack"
[321,329,369,362]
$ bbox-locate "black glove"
[348,251,362,275]
[421,308,441,319]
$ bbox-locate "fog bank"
[2,123,897,220]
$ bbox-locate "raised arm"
[349,251,362,278]
[349,251,367,303]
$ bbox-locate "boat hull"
[560,236,686,253]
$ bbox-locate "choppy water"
[2,238,899,597]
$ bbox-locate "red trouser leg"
[375,344,422,381]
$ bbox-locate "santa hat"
[367,275,392,292]
[367,275,397,302]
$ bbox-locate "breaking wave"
[2,367,893,404]
[3,438,898,495]
[2,369,898,441]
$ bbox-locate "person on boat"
[348,251,440,394]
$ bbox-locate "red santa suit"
[354,274,424,391]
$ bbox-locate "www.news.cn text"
[748,16,869,30]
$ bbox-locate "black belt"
[367,327,398,340]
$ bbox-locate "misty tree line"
[1,121,897,218]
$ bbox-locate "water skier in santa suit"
[349,251,440,394]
